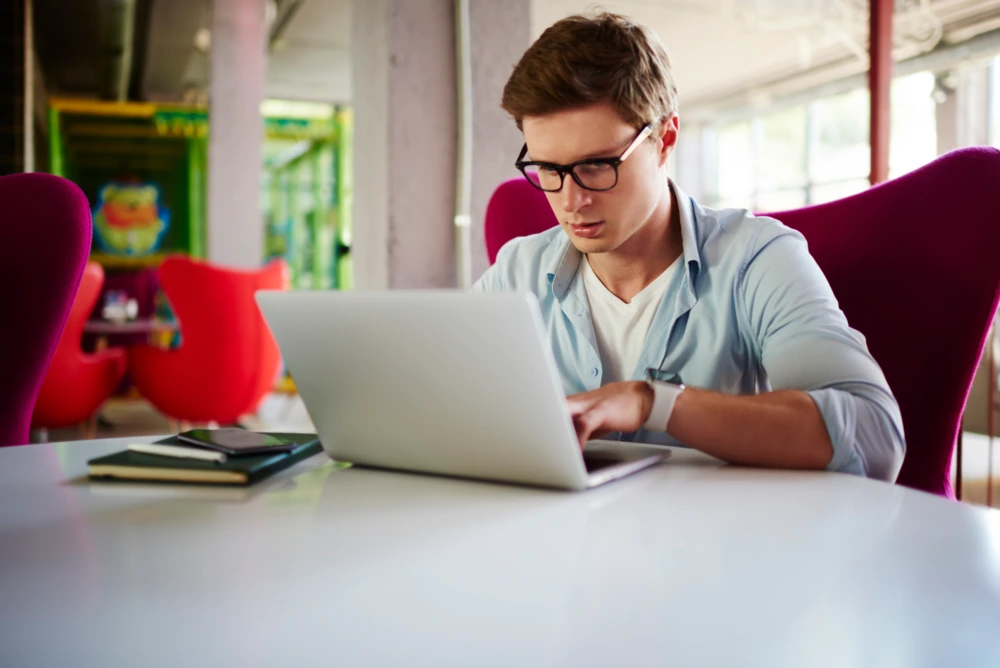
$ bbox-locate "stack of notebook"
[87,432,323,485]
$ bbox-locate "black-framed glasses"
[515,124,654,193]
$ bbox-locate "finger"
[590,427,613,441]
[581,404,615,444]
[572,413,595,449]
[566,395,596,418]
[566,398,585,418]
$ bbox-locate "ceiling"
[138,0,351,103]
[33,0,152,100]
[266,0,351,102]
[140,0,210,102]
[534,0,1000,116]
[32,0,350,104]
[31,0,1000,112]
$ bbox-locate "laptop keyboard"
[583,453,622,473]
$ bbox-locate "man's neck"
[586,188,683,304]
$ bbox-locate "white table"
[1,437,999,667]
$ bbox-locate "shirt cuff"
[807,387,863,474]
[807,385,905,481]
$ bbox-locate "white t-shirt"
[581,256,679,384]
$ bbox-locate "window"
[809,87,869,192]
[715,120,753,208]
[889,72,937,178]
[707,72,938,210]
[757,105,808,209]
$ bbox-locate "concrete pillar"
[936,65,991,155]
[935,75,959,155]
[351,0,458,289]
[991,59,1000,145]
[958,66,992,147]
[208,0,267,268]
[938,62,994,436]
[351,0,531,288]
[468,0,532,281]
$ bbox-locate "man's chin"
[563,233,614,254]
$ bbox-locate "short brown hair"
[501,12,678,131]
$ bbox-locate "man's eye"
[577,162,613,175]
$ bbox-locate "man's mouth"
[567,221,604,238]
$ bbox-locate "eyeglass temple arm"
[618,125,654,163]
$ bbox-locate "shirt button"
[590,368,599,377]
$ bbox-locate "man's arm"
[661,387,833,468]
[567,382,832,469]
[569,227,905,480]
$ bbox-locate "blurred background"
[7,0,1000,284]
[4,0,1000,503]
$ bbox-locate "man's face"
[521,102,677,256]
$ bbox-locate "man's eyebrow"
[530,139,632,164]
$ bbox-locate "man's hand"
[565,381,654,448]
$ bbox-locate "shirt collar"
[546,178,702,300]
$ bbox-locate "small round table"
[83,318,179,351]
[83,318,177,336]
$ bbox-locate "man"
[472,12,904,481]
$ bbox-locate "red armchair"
[485,176,557,265]
[245,260,288,414]
[0,173,93,446]
[31,263,127,437]
[128,256,289,425]
[767,147,1000,498]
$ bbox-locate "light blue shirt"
[472,181,905,481]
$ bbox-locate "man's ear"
[657,115,680,167]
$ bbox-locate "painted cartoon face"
[92,182,170,256]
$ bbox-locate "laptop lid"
[256,291,592,489]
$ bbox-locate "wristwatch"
[643,369,686,433]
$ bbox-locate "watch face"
[646,368,683,385]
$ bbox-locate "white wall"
[469,0,532,282]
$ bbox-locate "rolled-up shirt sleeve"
[739,226,906,481]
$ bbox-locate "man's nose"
[560,176,592,214]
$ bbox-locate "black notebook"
[88,432,323,485]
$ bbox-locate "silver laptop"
[255,291,669,490]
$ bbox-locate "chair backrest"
[157,255,287,416]
[484,177,557,265]
[767,147,1000,496]
[0,173,92,446]
[37,261,105,384]
[32,261,126,429]
[483,147,1000,496]
[246,259,290,413]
